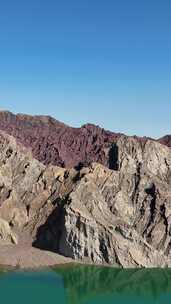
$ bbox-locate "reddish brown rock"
[0,111,122,168]
[158,135,171,148]
[0,111,156,169]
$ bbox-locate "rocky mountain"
[35,136,171,267]
[0,129,73,243]
[0,111,150,169]
[159,135,171,149]
[0,111,118,168]
[1,110,170,170]
[1,123,171,268]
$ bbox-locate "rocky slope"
[34,136,171,267]
[159,135,171,148]
[0,111,170,169]
[1,112,171,268]
[0,130,71,244]
[0,111,147,168]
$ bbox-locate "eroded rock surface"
[0,111,122,168]
[1,125,171,268]
[159,135,171,148]
[0,110,171,169]
[0,218,18,245]
[0,130,76,245]
[34,136,171,268]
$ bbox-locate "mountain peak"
[0,110,170,168]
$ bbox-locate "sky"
[0,0,171,138]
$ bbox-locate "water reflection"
[54,265,171,304]
[0,265,171,304]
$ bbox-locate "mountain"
[0,122,171,268]
[158,135,171,148]
[0,111,151,169]
[1,110,170,170]
[35,135,171,267]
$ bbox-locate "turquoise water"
[1,265,171,303]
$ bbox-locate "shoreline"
[0,244,75,270]
[0,244,170,271]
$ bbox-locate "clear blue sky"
[0,0,171,138]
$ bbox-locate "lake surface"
[0,265,171,303]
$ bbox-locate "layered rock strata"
[0,117,171,267]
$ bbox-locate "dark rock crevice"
[32,198,66,253]
[131,162,142,205]
[108,143,119,171]
[143,184,157,237]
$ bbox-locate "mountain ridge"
[0,129,171,267]
[0,110,168,169]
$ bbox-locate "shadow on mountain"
[32,204,64,253]
[108,143,119,170]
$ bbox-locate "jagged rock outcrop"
[1,117,171,268]
[0,130,77,244]
[0,110,170,170]
[0,111,122,168]
[34,136,171,267]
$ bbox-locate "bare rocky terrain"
[0,111,147,168]
[0,111,171,268]
[159,135,171,149]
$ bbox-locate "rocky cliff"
[34,136,171,267]
[1,111,171,268]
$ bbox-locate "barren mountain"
[0,111,151,169]
[0,126,171,268]
[158,135,171,148]
[35,135,171,267]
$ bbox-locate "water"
[0,265,171,303]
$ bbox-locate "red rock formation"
[0,111,169,169]
[158,135,171,148]
[0,111,121,168]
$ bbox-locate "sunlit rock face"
[0,130,73,243]
[1,112,171,267]
[0,218,18,245]
[33,135,171,267]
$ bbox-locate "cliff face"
[36,136,171,267]
[0,130,71,243]
[1,111,171,268]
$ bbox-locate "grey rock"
[1,130,171,268]
[56,136,171,267]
